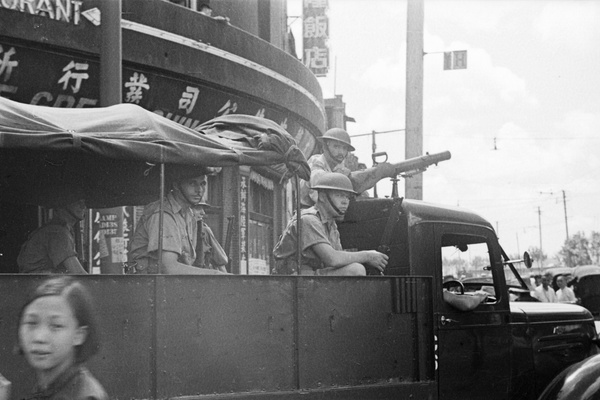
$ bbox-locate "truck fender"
[537,353,600,400]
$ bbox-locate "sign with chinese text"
[302,0,329,77]
[443,50,467,70]
[0,41,314,150]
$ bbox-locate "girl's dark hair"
[17,276,100,363]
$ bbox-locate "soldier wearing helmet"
[273,172,388,276]
[299,128,398,207]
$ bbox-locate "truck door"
[433,225,512,400]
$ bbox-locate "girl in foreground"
[14,276,107,400]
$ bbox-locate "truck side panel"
[297,277,432,388]
[0,275,433,399]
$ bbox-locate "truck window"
[441,234,498,303]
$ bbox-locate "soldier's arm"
[161,251,224,275]
[349,163,396,193]
[311,243,388,272]
[62,256,88,274]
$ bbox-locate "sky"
[288,0,600,263]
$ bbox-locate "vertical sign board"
[303,0,329,77]
[92,207,133,274]
[240,176,249,274]
[443,51,467,70]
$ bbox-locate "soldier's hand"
[376,162,397,179]
[364,250,388,272]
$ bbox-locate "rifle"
[391,150,451,176]
[385,151,451,198]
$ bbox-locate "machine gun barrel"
[392,151,451,176]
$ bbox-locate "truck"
[0,97,598,399]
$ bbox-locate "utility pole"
[562,190,571,267]
[538,206,543,271]
[562,190,569,240]
[371,130,378,197]
[405,0,424,200]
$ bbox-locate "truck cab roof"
[400,198,494,229]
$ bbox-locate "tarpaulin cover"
[0,96,310,207]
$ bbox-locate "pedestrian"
[298,128,397,208]
[18,193,88,274]
[15,276,107,400]
[128,167,225,274]
[556,275,578,304]
[533,272,558,302]
[273,172,388,275]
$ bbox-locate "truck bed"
[0,275,434,399]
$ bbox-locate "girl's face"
[19,295,87,382]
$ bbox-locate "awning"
[0,96,309,208]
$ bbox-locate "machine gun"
[372,150,451,198]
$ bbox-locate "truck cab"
[339,197,598,399]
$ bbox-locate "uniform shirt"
[25,364,107,400]
[557,286,577,303]
[17,217,77,274]
[129,192,197,267]
[273,204,342,272]
[534,285,558,303]
[299,154,351,207]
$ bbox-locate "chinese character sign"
[303,0,329,77]
[443,51,468,70]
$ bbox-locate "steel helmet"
[311,172,356,194]
[318,128,356,151]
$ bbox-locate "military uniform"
[300,154,354,208]
[17,217,78,274]
[272,204,342,275]
[129,192,197,272]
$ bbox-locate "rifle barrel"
[393,151,451,174]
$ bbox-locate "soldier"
[17,194,88,274]
[299,128,397,208]
[273,172,388,276]
[128,169,225,275]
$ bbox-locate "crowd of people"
[531,271,580,304]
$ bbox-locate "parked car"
[538,353,600,400]
[571,265,600,320]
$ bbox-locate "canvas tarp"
[0,96,310,207]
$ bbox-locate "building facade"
[0,0,326,274]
